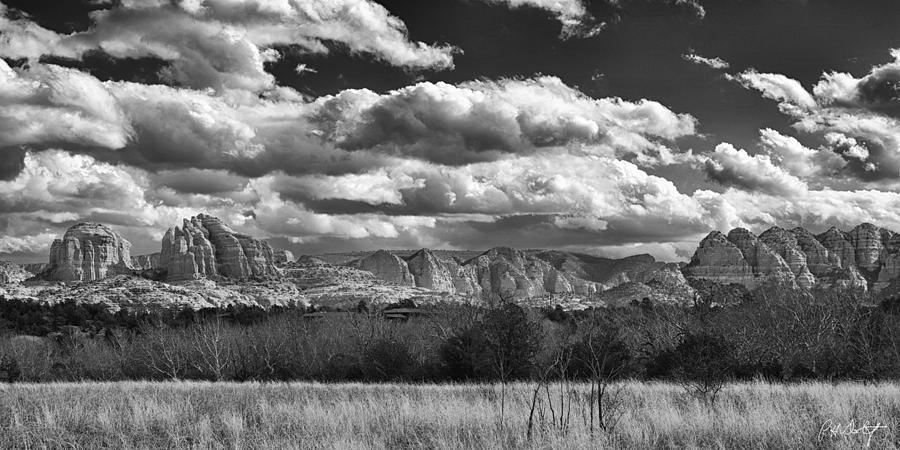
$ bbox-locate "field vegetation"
[0,380,897,449]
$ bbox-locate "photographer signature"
[819,419,888,447]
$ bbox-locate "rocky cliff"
[44,223,134,282]
[684,224,890,291]
[131,253,161,270]
[160,214,281,281]
[349,250,416,286]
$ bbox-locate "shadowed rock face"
[46,223,134,282]
[131,253,161,270]
[405,249,457,292]
[349,250,415,286]
[160,214,280,282]
[682,231,753,285]
[759,227,815,288]
[684,223,895,292]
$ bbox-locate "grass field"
[0,381,898,449]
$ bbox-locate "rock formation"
[45,223,134,282]
[405,249,456,292]
[466,247,601,300]
[684,223,893,292]
[849,223,884,273]
[0,261,29,284]
[350,247,605,301]
[758,227,815,288]
[817,227,856,268]
[682,231,754,285]
[160,214,281,281]
[274,249,295,266]
[350,250,416,286]
[131,253,161,270]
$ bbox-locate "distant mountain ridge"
[683,223,900,292]
[7,217,900,310]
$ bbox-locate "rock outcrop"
[597,263,696,307]
[350,250,416,286]
[682,232,754,285]
[350,247,605,301]
[817,227,856,268]
[274,249,295,266]
[684,223,896,292]
[160,214,281,281]
[466,247,601,300]
[848,223,884,272]
[131,253,161,270]
[758,227,815,288]
[405,249,456,292]
[0,261,29,284]
[45,223,134,282]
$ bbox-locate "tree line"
[1,283,900,385]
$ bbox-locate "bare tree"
[190,317,230,381]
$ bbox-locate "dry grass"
[0,381,898,449]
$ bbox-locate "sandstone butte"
[682,223,900,292]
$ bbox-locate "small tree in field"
[0,353,20,383]
[674,331,733,404]
[482,301,541,431]
[577,326,630,434]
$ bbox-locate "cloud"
[151,168,249,195]
[0,59,130,150]
[757,128,845,180]
[310,76,697,166]
[1,60,698,181]
[478,0,603,38]
[732,70,817,114]
[682,51,729,70]
[701,142,807,196]
[0,0,457,92]
[733,50,900,183]
[700,187,900,236]
[0,4,77,60]
[813,49,900,117]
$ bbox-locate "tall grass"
[1,381,898,449]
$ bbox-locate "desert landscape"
[4,0,900,448]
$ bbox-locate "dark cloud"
[0,147,25,180]
[151,169,248,195]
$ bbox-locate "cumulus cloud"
[0,0,456,92]
[1,56,699,183]
[731,50,900,183]
[310,76,697,166]
[0,4,76,60]
[699,187,900,236]
[757,128,846,180]
[682,51,729,70]
[732,70,817,114]
[0,59,130,151]
[701,142,807,196]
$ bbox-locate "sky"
[3,0,900,263]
